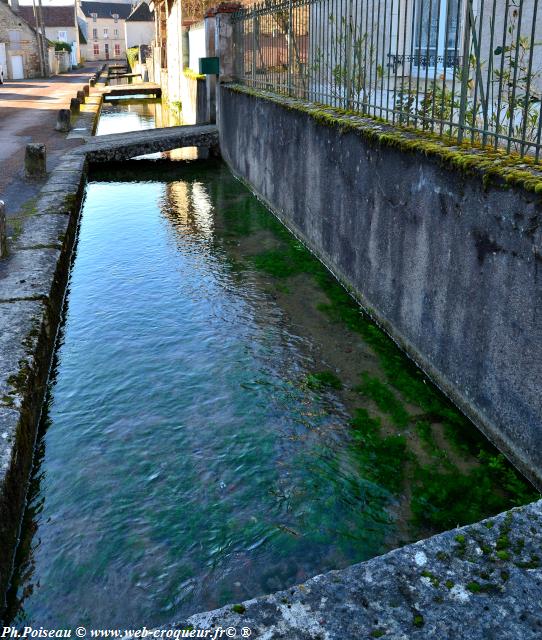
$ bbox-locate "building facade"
[125,1,153,49]
[0,0,44,79]
[79,0,131,61]
[16,4,80,67]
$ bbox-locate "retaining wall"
[218,84,542,488]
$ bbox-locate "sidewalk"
[0,64,100,217]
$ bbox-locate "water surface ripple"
[7,165,395,627]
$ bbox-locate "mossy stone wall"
[218,84,542,488]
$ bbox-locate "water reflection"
[7,160,536,629]
[96,98,198,160]
[5,162,395,629]
[96,98,184,134]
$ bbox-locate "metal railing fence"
[231,0,542,160]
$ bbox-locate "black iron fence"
[231,0,542,160]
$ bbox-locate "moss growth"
[1,395,15,407]
[350,409,407,494]
[231,604,246,614]
[514,556,540,569]
[413,613,424,628]
[421,570,440,587]
[7,361,32,394]
[466,581,482,593]
[410,461,530,531]
[416,420,440,457]
[227,84,542,195]
[9,197,39,242]
[445,579,454,589]
[220,160,539,538]
[356,373,409,428]
[252,241,322,278]
[306,371,342,390]
[183,67,205,81]
[370,631,385,638]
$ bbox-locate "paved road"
[0,64,100,216]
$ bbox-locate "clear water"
[5,163,400,628]
[4,108,537,629]
[96,99,158,136]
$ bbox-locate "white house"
[125,1,153,49]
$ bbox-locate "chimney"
[9,0,20,13]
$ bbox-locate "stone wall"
[0,1,42,79]
[218,84,542,488]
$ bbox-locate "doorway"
[10,54,24,79]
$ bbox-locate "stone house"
[0,0,45,79]
[16,5,78,47]
[16,4,80,68]
[78,0,132,62]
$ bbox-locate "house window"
[91,12,97,22]
[113,13,119,23]
[103,28,109,38]
[114,28,119,37]
[93,28,98,40]
[114,43,121,57]
[57,30,68,42]
[8,29,21,43]
[93,43,99,55]
[415,0,460,68]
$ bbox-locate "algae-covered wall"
[218,84,542,488]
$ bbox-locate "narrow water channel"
[4,107,538,629]
[96,97,181,137]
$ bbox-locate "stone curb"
[164,500,542,639]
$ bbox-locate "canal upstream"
[3,102,538,628]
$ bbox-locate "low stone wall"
[0,84,102,611]
[218,84,542,489]
[165,499,542,638]
[0,116,218,614]
[0,154,86,610]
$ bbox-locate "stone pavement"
[0,64,100,218]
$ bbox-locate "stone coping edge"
[163,500,542,639]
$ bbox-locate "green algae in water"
[7,159,538,630]
[243,176,539,531]
[5,161,402,628]
[305,371,343,390]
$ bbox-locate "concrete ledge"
[0,90,92,609]
[165,500,542,639]
[79,124,219,162]
[217,84,542,492]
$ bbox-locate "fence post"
[0,201,6,259]
[345,0,354,109]
[205,8,217,123]
[457,0,472,144]
[252,10,257,85]
[213,3,242,128]
[215,3,241,82]
[287,0,293,96]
